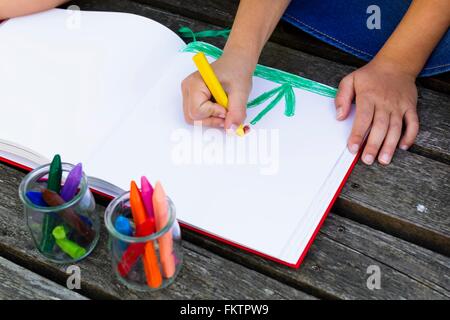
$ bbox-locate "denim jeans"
[283,0,450,77]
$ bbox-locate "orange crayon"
[130,181,162,288]
[152,181,175,278]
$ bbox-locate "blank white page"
[90,53,356,264]
[0,9,185,164]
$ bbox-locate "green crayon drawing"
[180,28,337,125]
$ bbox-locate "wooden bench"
[0,0,448,300]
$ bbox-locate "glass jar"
[104,191,183,291]
[18,163,100,263]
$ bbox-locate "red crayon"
[117,219,154,277]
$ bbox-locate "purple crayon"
[60,163,83,202]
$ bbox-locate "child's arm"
[336,0,450,165]
[181,0,291,129]
[0,0,69,19]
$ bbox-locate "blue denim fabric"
[283,0,450,77]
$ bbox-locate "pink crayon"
[140,176,155,220]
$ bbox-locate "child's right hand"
[181,53,254,130]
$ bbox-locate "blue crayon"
[26,191,48,207]
[115,215,133,251]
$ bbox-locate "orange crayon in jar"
[130,181,162,288]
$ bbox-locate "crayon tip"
[52,225,67,240]
[153,181,166,200]
[235,124,245,137]
[52,154,61,162]
[26,191,48,207]
[141,176,153,191]
[115,216,133,236]
[50,154,61,167]
[60,163,83,202]
[140,176,155,219]
[73,163,82,173]
[130,180,139,194]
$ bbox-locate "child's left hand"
[335,59,419,165]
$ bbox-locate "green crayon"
[40,154,62,253]
[52,225,86,259]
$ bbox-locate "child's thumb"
[224,90,248,129]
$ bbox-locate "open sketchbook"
[0,9,358,267]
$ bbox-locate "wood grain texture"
[337,150,450,256]
[65,0,450,252]
[0,256,88,300]
[0,164,314,300]
[1,163,448,299]
[183,213,450,300]
[131,0,450,95]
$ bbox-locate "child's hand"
[335,59,419,165]
[181,52,253,130]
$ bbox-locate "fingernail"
[226,125,237,136]
[349,144,359,154]
[363,154,374,165]
[379,153,391,164]
[399,145,408,151]
[336,107,343,120]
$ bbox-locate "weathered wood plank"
[1,164,448,299]
[321,214,450,294]
[0,256,88,300]
[64,0,450,253]
[66,0,450,164]
[0,165,315,300]
[183,213,450,300]
[337,149,450,256]
[132,0,450,95]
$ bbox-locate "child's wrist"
[372,52,421,79]
[222,42,260,72]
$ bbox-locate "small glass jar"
[104,191,183,291]
[18,163,100,263]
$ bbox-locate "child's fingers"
[192,101,226,120]
[378,114,403,165]
[181,80,193,124]
[399,109,419,150]
[347,95,375,155]
[335,74,355,120]
[182,90,225,128]
[361,109,389,165]
[224,89,248,129]
[183,74,223,120]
